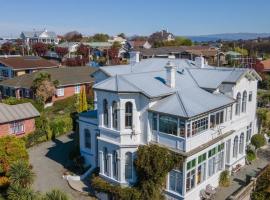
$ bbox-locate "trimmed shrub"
[91,175,141,200]
[251,134,266,149]
[0,136,28,174]
[219,170,230,187]
[246,149,256,162]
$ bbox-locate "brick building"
[0,103,40,137]
[0,66,96,103]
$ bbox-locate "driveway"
[28,133,95,200]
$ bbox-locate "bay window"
[191,116,208,136]
[210,110,224,128]
[159,114,177,135]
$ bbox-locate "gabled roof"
[0,103,40,124]
[0,66,97,89]
[0,56,58,70]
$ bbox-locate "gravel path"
[28,133,95,200]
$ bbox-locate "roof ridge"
[176,91,189,117]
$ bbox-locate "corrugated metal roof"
[94,58,258,118]
[0,103,40,123]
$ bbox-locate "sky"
[0,0,270,37]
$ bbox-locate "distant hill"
[187,33,270,42]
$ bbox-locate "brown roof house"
[0,66,97,103]
[0,56,58,81]
[261,59,270,72]
[0,102,40,137]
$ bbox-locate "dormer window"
[125,102,133,128]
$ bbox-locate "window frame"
[125,102,133,129]
[84,129,91,149]
[56,87,64,97]
[74,85,81,94]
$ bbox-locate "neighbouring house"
[136,46,225,65]
[21,29,59,46]
[0,102,40,137]
[149,29,175,43]
[0,66,97,103]
[85,42,112,50]
[78,55,261,200]
[0,56,59,80]
[225,51,242,63]
[57,42,80,57]
[260,59,270,72]
[108,36,127,45]
[128,40,152,49]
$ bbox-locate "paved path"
[28,133,95,200]
[214,145,270,200]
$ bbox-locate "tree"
[55,47,69,58]
[43,189,69,200]
[32,42,48,56]
[7,160,35,188]
[135,144,182,200]
[92,33,109,42]
[76,44,90,60]
[0,136,28,175]
[234,47,248,56]
[117,33,126,39]
[63,31,82,42]
[112,41,122,49]
[77,87,88,113]
[32,72,58,104]
[1,42,13,55]
[251,134,266,149]
[106,47,120,65]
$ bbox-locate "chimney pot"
[195,56,205,68]
[165,61,176,88]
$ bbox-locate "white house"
[78,55,261,200]
[21,30,59,46]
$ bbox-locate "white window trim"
[57,87,64,97]
[75,85,81,94]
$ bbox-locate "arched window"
[239,133,245,154]
[242,91,247,113]
[233,136,239,158]
[235,93,241,115]
[125,102,133,128]
[104,147,109,175]
[112,101,118,129]
[84,129,91,149]
[103,99,108,127]
[113,151,118,179]
[125,152,133,180]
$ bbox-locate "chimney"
[129,51,140,65]
[165,61,176,88]
[195,55,205,68]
